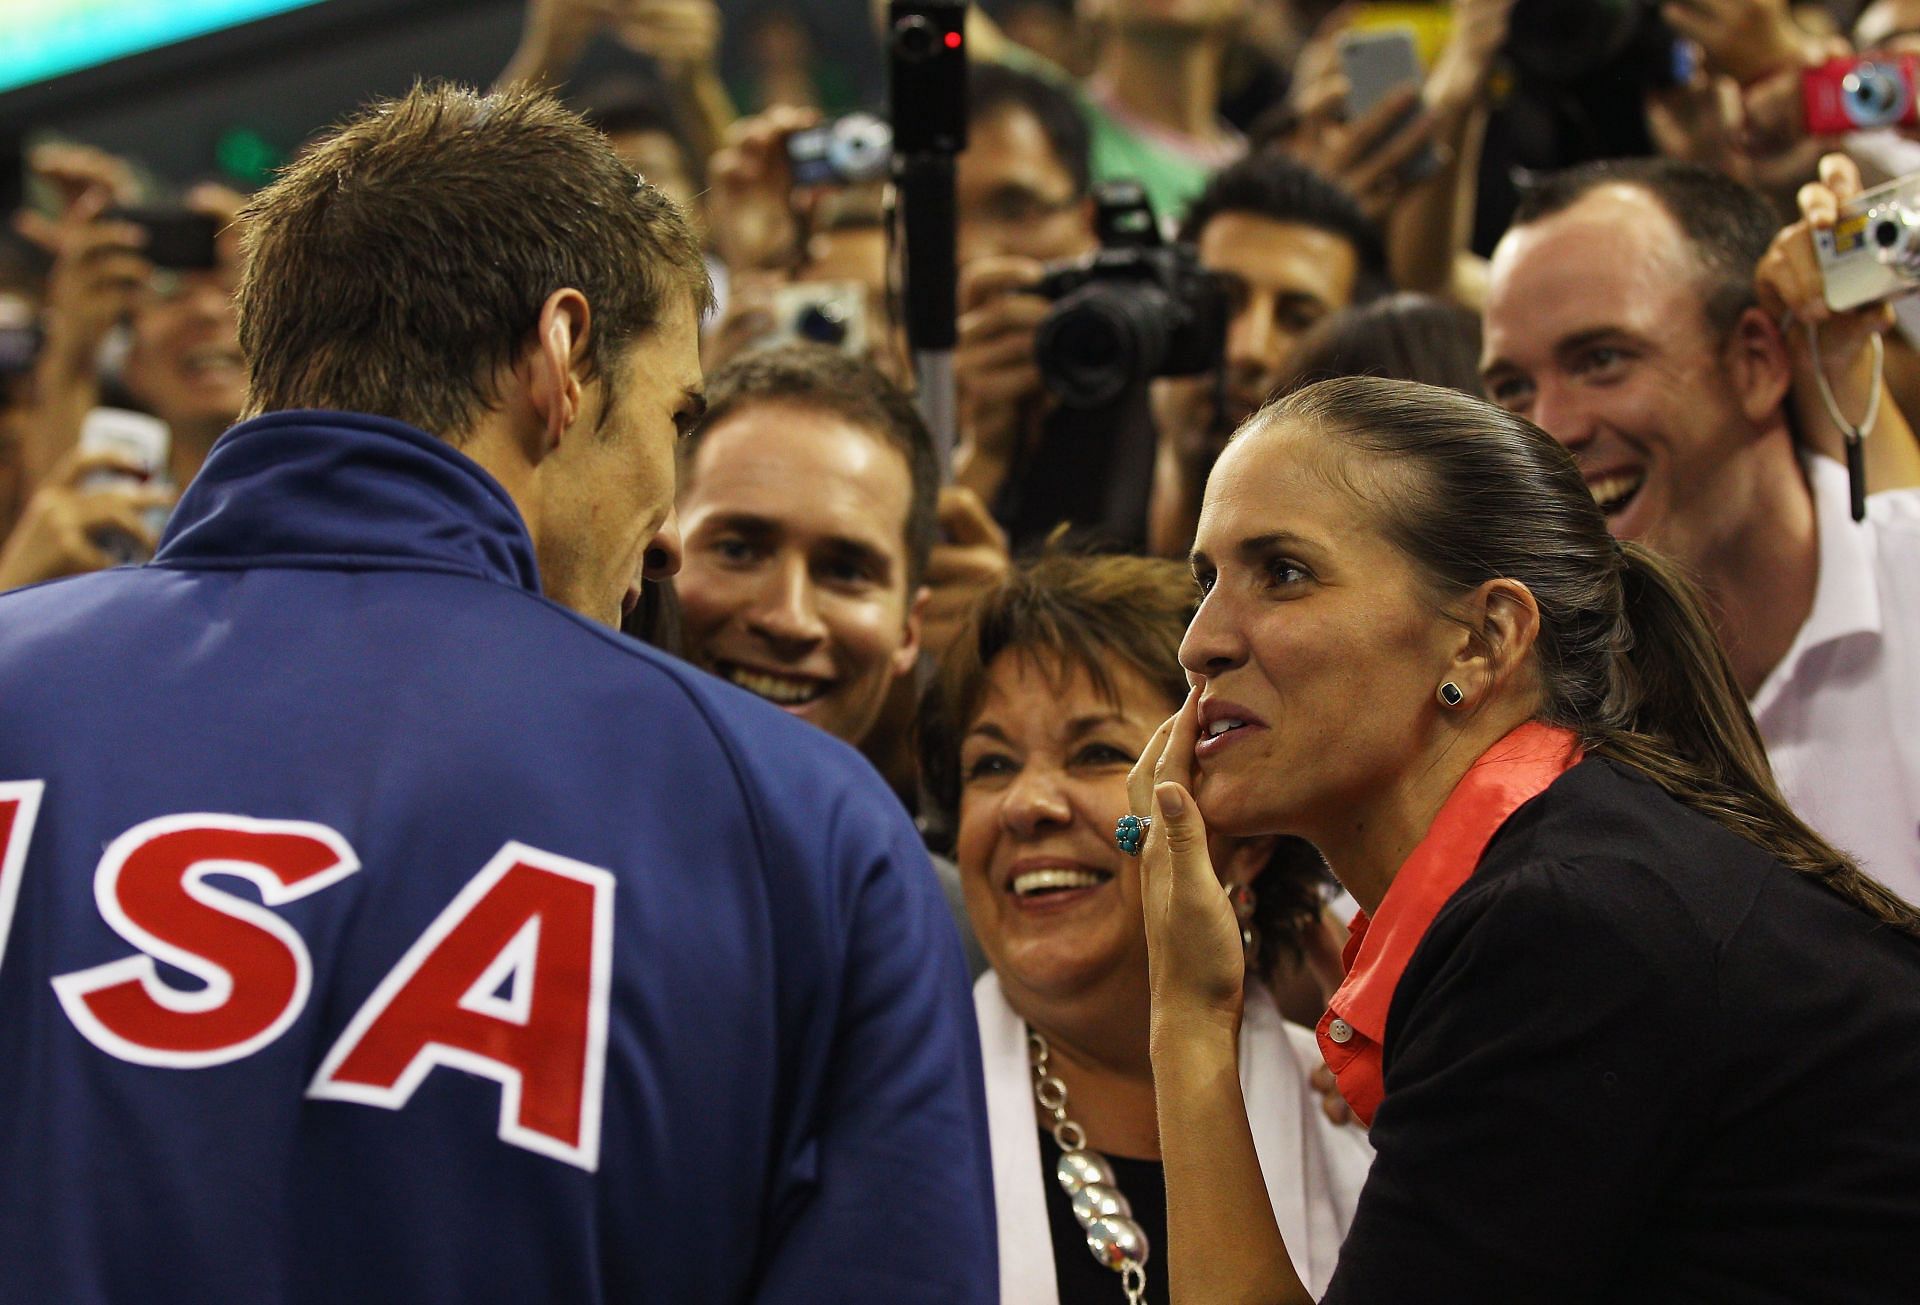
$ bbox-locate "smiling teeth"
[1588,473,1645,513]
[1206,719,1245,737]
[1012,868,1105,897]
[726,667,826,705]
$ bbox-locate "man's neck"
[1092,25,1226,144]
[1690,452,1820,698]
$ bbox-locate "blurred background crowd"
[6,0,1920,1040]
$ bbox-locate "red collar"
[1316,722,1582,1126]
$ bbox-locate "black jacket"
[1324,758,1920,1304]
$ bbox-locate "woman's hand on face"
[1128,686,1248,1039]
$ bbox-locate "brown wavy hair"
[918,549,1331,973]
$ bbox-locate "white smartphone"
[76,407,171,564]
[1338,27,1441,183]
[77,407,170,477]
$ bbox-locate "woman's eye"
[963,753,1017,782]
[1267,559,1309,587]
[1072,743,1137,768]
[713,537,760,564]
[1194,569,1217,595]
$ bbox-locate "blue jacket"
[0,410,995,1303]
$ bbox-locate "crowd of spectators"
[6,0,1920,1299]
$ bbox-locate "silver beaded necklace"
[1028,1027,1149,1305]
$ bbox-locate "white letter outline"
[51,813,360,1069]
[307,841,615,1172]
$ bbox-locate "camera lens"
[893,14,938,62]
[1843,63,1911,128]
[828,114,892,183]
[797,301,851,347]
[1877,219,1902,249]
[1035,284,1173,408]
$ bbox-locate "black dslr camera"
[1033,183,1228,409]
[1505,0,1689,89]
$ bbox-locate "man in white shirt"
[1478,157,1920,892]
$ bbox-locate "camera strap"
[1806,319,1881,523]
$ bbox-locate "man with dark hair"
[951,62,1102,531]
[959,61,1094,267]
[677,342,937,746]
[1482,156,1920,894]
[1148,153,1390,555]
[672,342,990,976]
[0,83,994,1303]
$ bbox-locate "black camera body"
[1505,0,1688,89]
[888,1,967,155]
[1033,184,1227,409]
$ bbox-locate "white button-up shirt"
[1751,456,1920,898]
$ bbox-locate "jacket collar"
[1319,721,1582,1126]
[155,409,541,594]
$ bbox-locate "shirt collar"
[1331,721,1583,1049]
[1754,455,1882,713]
[155,409,542,594]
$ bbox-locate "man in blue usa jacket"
[0,84,995,1303]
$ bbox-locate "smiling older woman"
[1134,376,1920,1303]
[920,551,1372,1305]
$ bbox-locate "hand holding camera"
[708,106,821,274]
[604,0,722,78]
[1661,0,1805,86]
[1760,154,1889,358]
[1758,152,1920,508]
[33,189,153,382]
[953,255,1051,504]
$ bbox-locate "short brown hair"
[237,82,711,441]
[1511,158,1776,340]
[687,343,939,587]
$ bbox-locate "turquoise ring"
[1115,813,1150,856]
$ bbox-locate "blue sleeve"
[752,795,998,1303]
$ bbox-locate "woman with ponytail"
[1131,376,1920,1303]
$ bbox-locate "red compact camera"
[1803,55,1920,135]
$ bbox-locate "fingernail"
[1156,784,1186,817]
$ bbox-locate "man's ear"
[893,584,931,679]
[1723,304,1793,433]
[525,288,593,457]
[1445,578,1541,706]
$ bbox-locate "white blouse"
[974,972,1374,1304]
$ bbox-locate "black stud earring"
[1438,681,1465,708]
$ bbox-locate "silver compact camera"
[1815,174,1920,312]
[766,281,870,356]
[785,113,892,188]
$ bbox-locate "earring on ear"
[1437,681,1465,708]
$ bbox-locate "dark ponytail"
[1596,543,1920,933]
[1267,376,1920,939]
